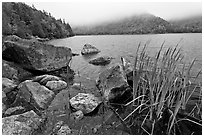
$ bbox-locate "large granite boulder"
[2,36,72,72]
[81,44,100,55]
[96,64,132,103]
[2,110,44,135]
[89,56,113,66]
[70,93,102,114]
[15,80,55,110]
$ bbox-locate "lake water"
[48,33,202,82]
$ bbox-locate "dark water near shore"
[48,33,202,82]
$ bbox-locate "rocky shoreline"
[2,35,133,135]
[2,35,75,135]
[2,35,202,135]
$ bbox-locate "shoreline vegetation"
[2,2,202,135]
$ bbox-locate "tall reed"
[126,41,201,134]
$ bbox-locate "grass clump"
[116,42,202,135]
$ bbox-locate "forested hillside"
[2,2,74,39]
[169,15,202,33]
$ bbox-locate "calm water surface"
[48,33,202,81]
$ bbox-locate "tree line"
[2,2,74,39]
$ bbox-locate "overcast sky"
[26,2,201,26]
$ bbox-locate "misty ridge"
[73,12,202,35]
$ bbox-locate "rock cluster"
[2,75,68,134]
[2,35,73,135]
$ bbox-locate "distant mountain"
[73,13,202,35]
[2,2,74,39]
[169,15,202,33]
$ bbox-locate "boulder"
[2,60,34,82]
[2,110,44,135]
[3,106,28,118]
[70,93,102,114]
[2,37,72,72]
[2,78,17,94]
[81,44,100,55]
[45,80,67,92]
[16,80,55,110]
[96,64,132,103]
[89,56,113,66]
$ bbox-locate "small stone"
[92,124,101,134]
[52,121,64,134]
[70,93,102,114]
[45,80,67,92]
[57,125,72,135]
[70,110,84,121]
[32,75,61,85]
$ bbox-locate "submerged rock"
[2,36,72,72]
[70,93,102,114]
[89,56,113,66]
[2,110,44,135]
[96,64,132,103]
[81,44,100,55]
